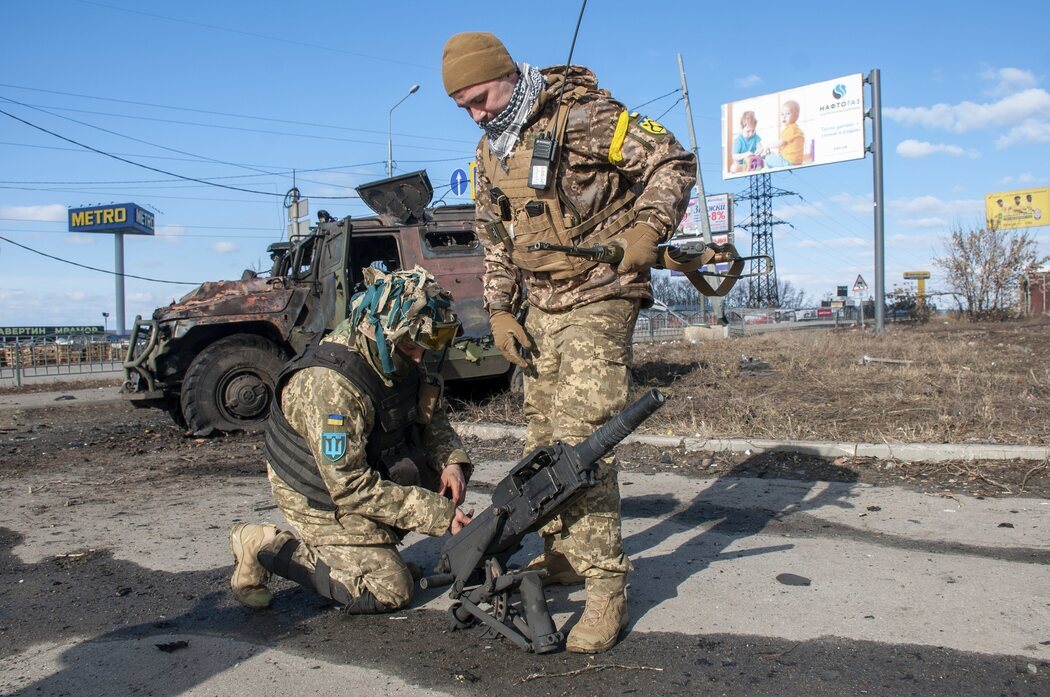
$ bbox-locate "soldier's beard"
[390,346,416,377]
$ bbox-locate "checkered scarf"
[481,63,546,163]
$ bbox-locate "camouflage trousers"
[265,467,415,609]
[522,297,639,580]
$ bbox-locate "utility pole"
[677,53,722,324]
[388,84,420,178]
[866,69,886,332]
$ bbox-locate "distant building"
[1023,271,1050,316]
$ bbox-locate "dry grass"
[453,317,1050,445]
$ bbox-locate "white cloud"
[734,74,763,89]
[0,204,67,222]
[1001,173,1037,185]
[64,234,97,246]
[906,217,950,229]
[65,291,88,302]
[995,119,1050,148]
[889,232,934,243]
[884,88,1050,133]
[777,202,826,218]
[829,193,873,215]
[211,241,238,254]
[980,67,1038,96]
[896,139,978,159]
[891,195,983,217]
[826,237,869,248]
[155,225,186,244]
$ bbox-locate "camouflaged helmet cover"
[349,265,459,351]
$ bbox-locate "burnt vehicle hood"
[154,278,297,321]
[355,170,433,226]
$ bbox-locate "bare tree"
[934,221,1047,321]
[777,279,811,309]
[651,273,702,307]
[724,277,809,309]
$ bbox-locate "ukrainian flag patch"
[326,413,344,427]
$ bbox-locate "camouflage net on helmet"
[348,265,458,375]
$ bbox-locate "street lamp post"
[387,84,420,178]
[102,311,109,335]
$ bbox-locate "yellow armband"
[608,109,630,164]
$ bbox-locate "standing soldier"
[442,32,695,652]
[228,266,473,614]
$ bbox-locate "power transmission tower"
[736,173,794,308]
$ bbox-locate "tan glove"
[611,223,661,274]
[489,311,531,368]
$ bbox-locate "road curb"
[453,423,1050,463]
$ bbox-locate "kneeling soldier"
[229,265,473,614]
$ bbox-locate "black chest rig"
[264,341,426,511]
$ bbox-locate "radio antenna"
[549,0,588,143]
[527,0,587,190]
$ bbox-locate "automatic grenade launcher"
[421,388,666,653]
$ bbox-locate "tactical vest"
[264,341,427,511]
[478,85,639,280]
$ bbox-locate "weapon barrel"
[570,388,665,466]
[419,572,455,589]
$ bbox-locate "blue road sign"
[450,168,468,196]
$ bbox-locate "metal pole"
[677,53,723,324]
[114,232,125,337]
[867,69,885,332]
[387,84,419,178]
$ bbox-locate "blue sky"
[2,0,1048,328]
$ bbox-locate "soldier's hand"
[450,507,474,535]
[612,223,661,274]
[489,311,532,368]
[439,463,467,505]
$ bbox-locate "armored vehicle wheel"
[181,334,288,436]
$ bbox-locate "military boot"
[524,538,584,586]
[566,576,629,653]
[229,523,282,609]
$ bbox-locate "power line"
[2,96,281,179]
[0,106,363,200]
[654,96,685,123]
[0,96,387,195]
[10,100,472,154]
[631,88,680,112]
[785,169,921,271]
[73,0,433,70]
[0,234,199,285]
[0,84,474,144]
[0,159,388,186]
[1,227,278,240]
[1,217,281,231]
[0,139,392,172]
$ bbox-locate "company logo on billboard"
[819,84,861,113]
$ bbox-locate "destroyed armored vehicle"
[122,171,509,435]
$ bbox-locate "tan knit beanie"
[442,32,516,96]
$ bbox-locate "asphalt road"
[0,399,1048,695]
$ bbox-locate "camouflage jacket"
[473,65,696,314]
[269,330,468,546]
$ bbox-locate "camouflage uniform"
[262,327,469,609]
[474,66,695,580]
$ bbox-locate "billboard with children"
[721,73,866,180]
[984,187,1048,230]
